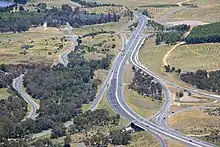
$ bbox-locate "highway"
[89,34,127,110]
[107,13,217,147]
[12,75,39,120]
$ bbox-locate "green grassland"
[167,43,220,71]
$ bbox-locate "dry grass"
[165,138,187,147]
[168,109,220,135]
[140,7,174,20]
[96,0,181,8]
[72,19,129,35]
[125,132,160,147]
[139,37,214,89]
[27,0,80,8]
[0,27,70,65]
[167,43,220,71]
[83,33,121,60]
[0,88,11,100]
[83,6,126,14]
[169,5,220,23]
[124,62,163,118]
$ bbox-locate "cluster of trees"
[0,51,114,144]
[68,109,120,134]
[82,30,115,38]
[148,20,164,31]
[156,24,190,45]
[0,4,120,33]
[0,64,31,88]
[129,67,163,101]
[180,70,220,93]
[204,129,220,145]
[21,53,113,133]
[142,10,150,17]
[71,0,122,7]
[164,65,181,74]
[156,31,184,45]
[84,129,131,146]
[166,24,190,32]
[207,107,220,116]
[185,22,220,44]
[0,95,27,140]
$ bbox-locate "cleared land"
[169,5,220,23]
[124,63,163,118]
[167,43,220,71]
[82,33,121,60]
[124,132,160,147]
[168,109,220,135]
[27,0,80,8]
[0,27,71,65]
[83,5,127,14]
[96,0,181,8]
[139,7,174,20]
[0,88,11,100]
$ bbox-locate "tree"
[142,10,149,16]
[178,91,184,98]
[177,68,181,74]
[109,130,131,145]
[64,135,71,147]
[51,123,67,139]
[19,6,24,11]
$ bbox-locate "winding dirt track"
[162,26,193,66]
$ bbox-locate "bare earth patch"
[166,20,208,26]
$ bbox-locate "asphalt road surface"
[107,13,217,147]
[12,75,39,120]
[89,34,127,111]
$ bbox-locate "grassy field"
[168,109,220,135]
[83,5,127,14]
[167,43,220,71]
[0,27,71,65]
[139,37,172,74]
[82,33,121,60]
[124,132,160,147]
[0,88,11,100]
[169,4,220,23]
[141,7,174,20]
[124,63,163,118]
[96,0,181,8]
[27,0,80,8]
[72,20,129,35]
[139,37,211,89]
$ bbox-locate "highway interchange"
[11,10,220,147]
[106,13,218,147]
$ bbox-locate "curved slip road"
[12,75,39,120]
